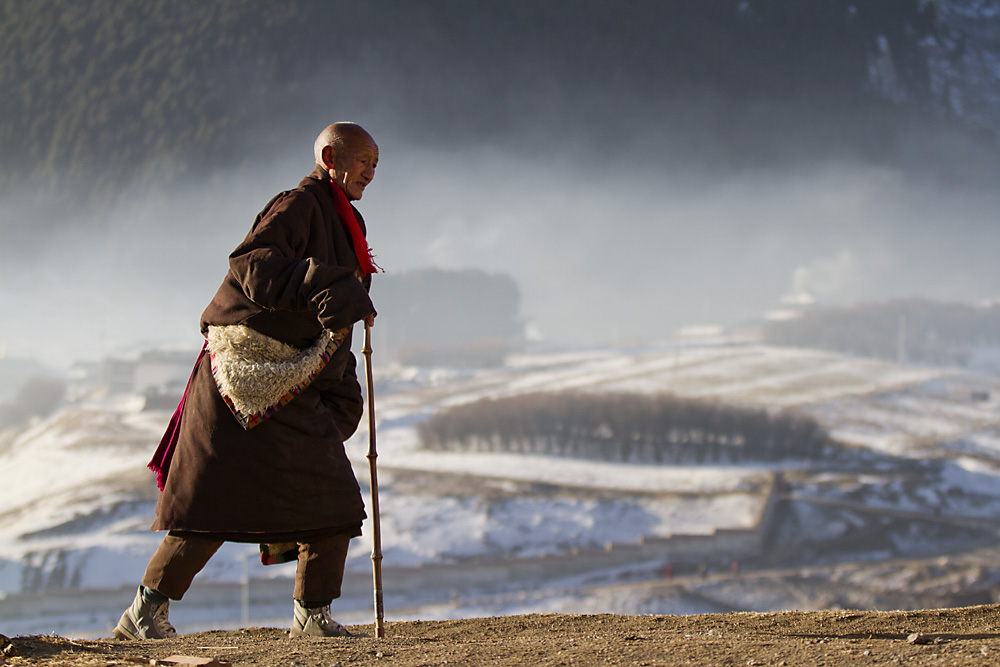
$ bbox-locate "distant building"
[132,349,195,397]
[68,345,198,406]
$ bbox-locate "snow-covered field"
[2,341,1000,637]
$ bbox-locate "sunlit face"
[329,135,379,201]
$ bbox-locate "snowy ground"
[2,341,1000,637]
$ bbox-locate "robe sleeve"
[227,192,374,332]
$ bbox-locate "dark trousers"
[142,530,353,603]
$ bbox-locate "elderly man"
[114,122,381,640]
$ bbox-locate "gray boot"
[290,600,351,637]
[113,586,178,640]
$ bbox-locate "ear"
[322,145,337,170]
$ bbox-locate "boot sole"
[289,626,351,638]
[113,614,140,641]
[113,612,176,640]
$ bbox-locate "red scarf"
[329,179,382,276]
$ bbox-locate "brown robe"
[151,166,375,540]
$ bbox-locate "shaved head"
[314,122,376,168]
[315,122,379,201]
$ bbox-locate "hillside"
[3,341,1000,638]
[5,607,1000,666]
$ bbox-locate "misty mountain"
[4,0,999,204]
[3,0,1000,362]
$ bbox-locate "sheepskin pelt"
[206,324,345,430]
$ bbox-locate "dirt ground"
[5,606,1000,667]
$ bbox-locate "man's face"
[331,135,378,201]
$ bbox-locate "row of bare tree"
[418,392,831,464]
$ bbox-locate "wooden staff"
[362,321,385,638]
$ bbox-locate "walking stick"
[362,321,386,638]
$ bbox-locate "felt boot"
[290,600,351,638]
[113,586,177,640]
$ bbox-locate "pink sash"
[147,343,206,491]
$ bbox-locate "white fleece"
[206,325,342,419]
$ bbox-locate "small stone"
[982,647,990,657]
[906,633,931,645]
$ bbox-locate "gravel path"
[6,606,1000,666]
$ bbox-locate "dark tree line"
[2,1,310,199]
[418,392,832,464]
[4,0,990,204]
[763,298,1000,365]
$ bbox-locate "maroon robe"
[152,166,375,540]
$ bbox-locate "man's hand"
[364,312,377,327]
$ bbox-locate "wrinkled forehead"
[341,132,379,161]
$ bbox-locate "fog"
[3,2,1000,369]
[4,135,1000,369]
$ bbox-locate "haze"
[2,2,998,368]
